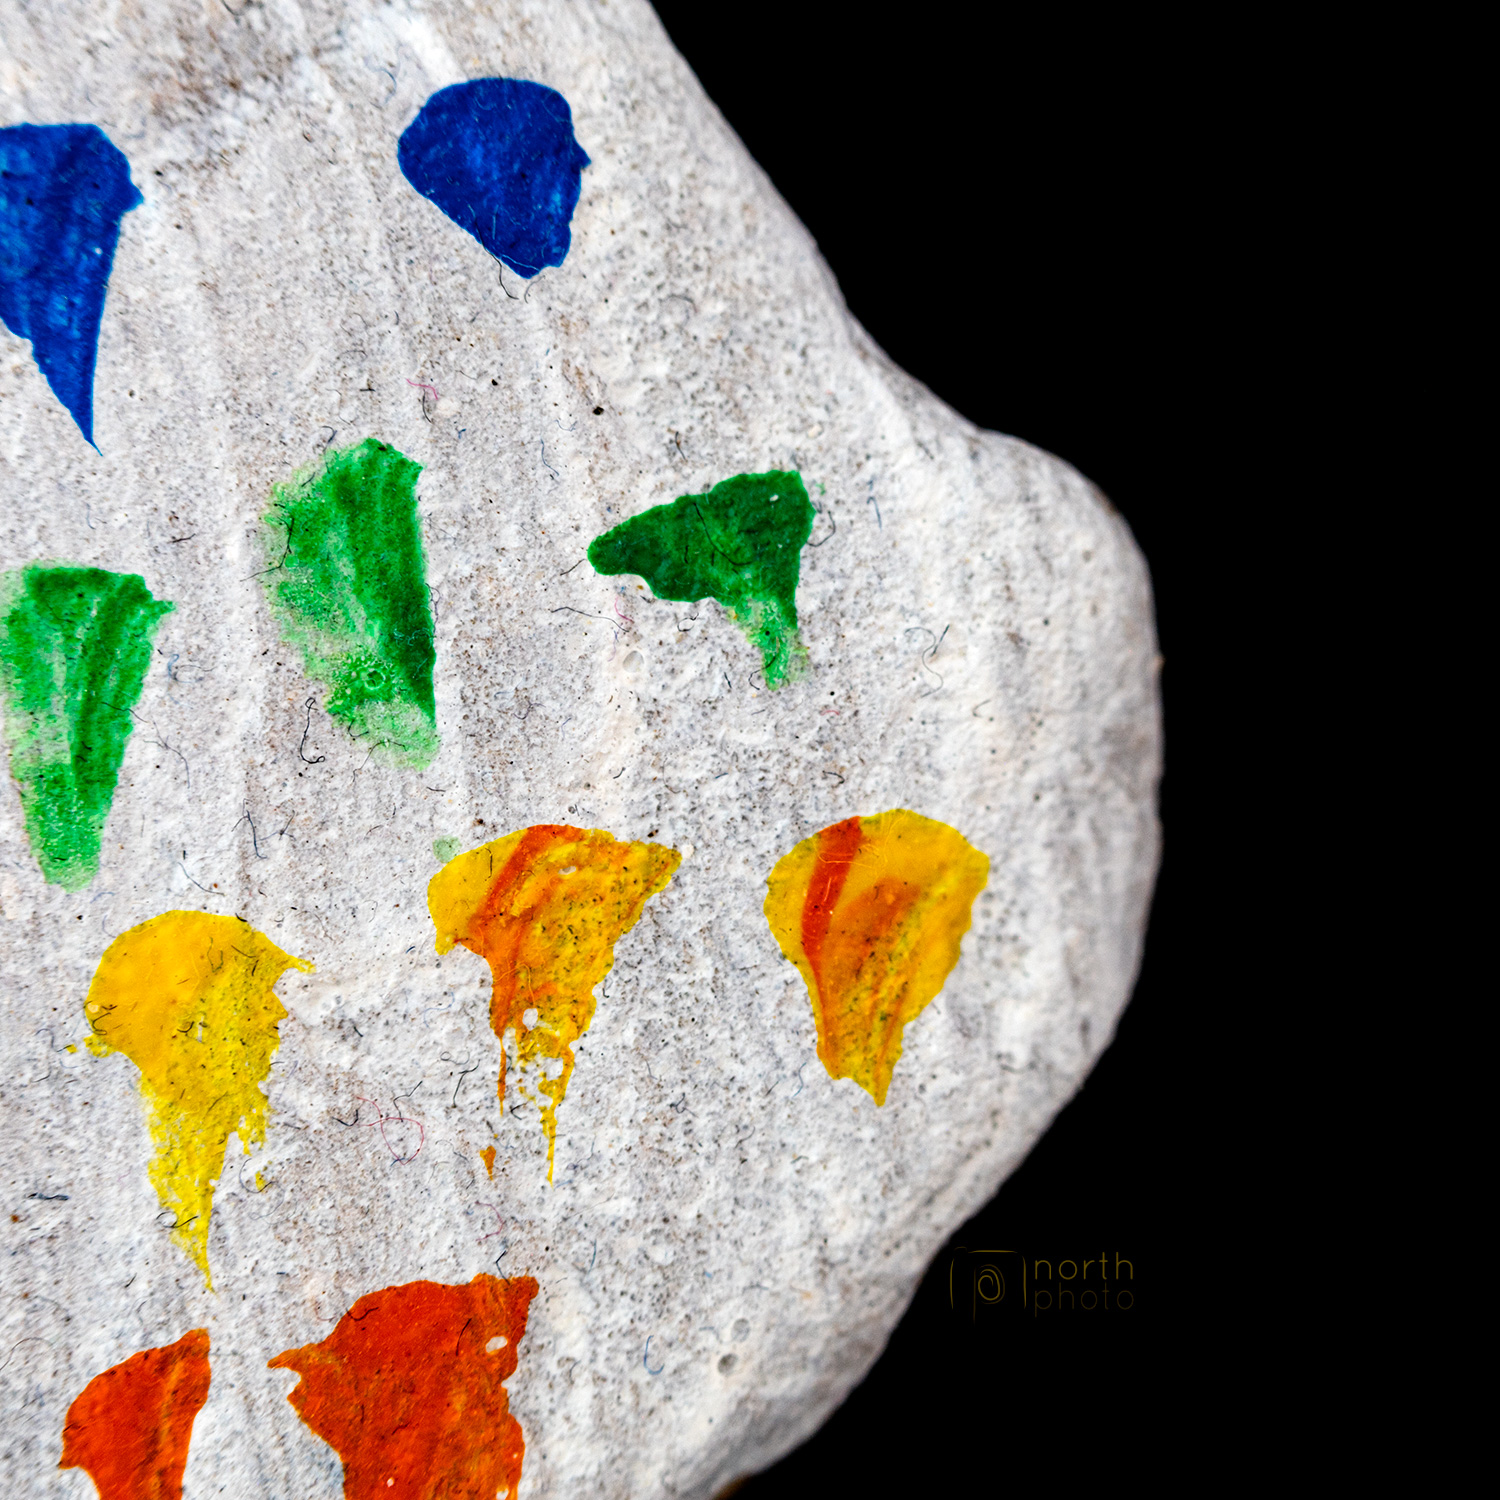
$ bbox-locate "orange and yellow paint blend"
[269,1274,538,1500]
[53,819,979,1493]
[429,824,680,1178]
[60,1328,211,1500]
[765,809,990,1103]
[83,911,313,1285]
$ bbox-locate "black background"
[646,5,1232,1490]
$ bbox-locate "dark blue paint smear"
[0,124,142,448]
[398,79,590,278]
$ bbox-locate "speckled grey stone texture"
[0,2,1160,1495]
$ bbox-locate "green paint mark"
[433,835,461,864]
[262,438,438,767]
[587,470,815,687]
[0,565,172,890]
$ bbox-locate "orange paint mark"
[480,1145,496,1179]
[268,1275,538,1500]
[764,809,990,1104]
[428,824,680,1178]
[59,1328,211,1500]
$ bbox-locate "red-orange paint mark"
[798,814,863,997]
[480,1145,496,1179]
[268,1274,539,1500]
[59,1328,211,1500]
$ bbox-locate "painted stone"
[82,912,314,1286]
[428,824,681,1179]
[0,4,1160,1498]
[59,1328,211,1500]
[269,1275,537,1500]
[398,78,591,279]
[764,810,991,1105]
[0,122,142,445]
[589,470,816,687]
[261,438,439,768]
[0,563,172,889]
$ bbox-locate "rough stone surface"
[0,3,1161,1495]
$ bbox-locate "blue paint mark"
[643,1335,664,1375]
[397,79,590,277]
[0,124,142,447]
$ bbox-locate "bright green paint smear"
[0,565,172,890]
[262,438,438,767]
[587,469,815,687]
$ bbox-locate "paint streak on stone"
[0,122,142,444]
[269,1275,538,1500]
[428,826,680,1178]
[59,1328,210,1500]
[0,564,172,890]
[588,470,815,687]
[261,438,438,767]
[764,810,990,1103]
[83,912,313,1285]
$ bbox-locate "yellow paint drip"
[83,912,313,1286]
[764,809,989,1104]
[429,824,680,1178]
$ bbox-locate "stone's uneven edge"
[0,3,1161,1497]
[698,411,1162,1493]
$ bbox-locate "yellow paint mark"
[429,825,680,1178]
[764,810,989,1104]
[480,1145,496,1179]
[83,912,313,1286]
